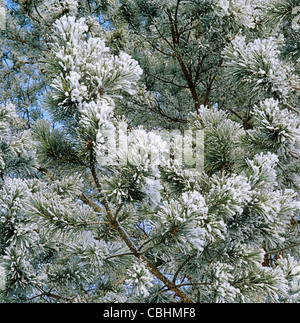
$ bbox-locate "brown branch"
[104,252,135,261]
[166,8,200,112]
[36,166,49,175]
[194,54,208,87]
[174,0,181,25]
[144,38,176,57]
[78,193,105,212]
[176,55,200,111]
[151,100,188,124]
[203,74,216,106]
[228,108,254,129]
[283,102,300,115]
[173,253,197,284]
[85,221,110,226]
[147,71,189,89]
[289,150,300,160]
[126,98,188,124]
[268,242,300,255]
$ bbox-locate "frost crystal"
[252,99,300,153]
[215,0,255,28]
[125,261,154,297]
[223,36,300,98]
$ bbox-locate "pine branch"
[36,165,106,216]
[89,150,193,303]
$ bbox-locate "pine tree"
[0,0,299,303]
